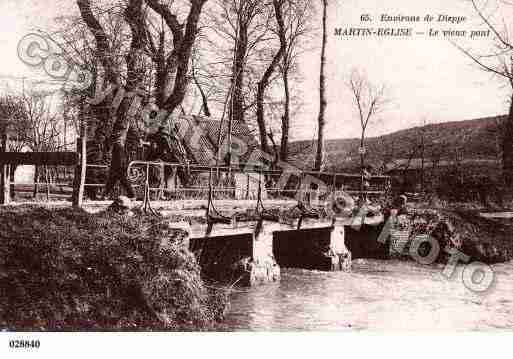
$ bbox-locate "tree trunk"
[231,20,248,125]
[280,67,290,161]
[503,95,513,187]
[9,164,15,200]
[360,135,365,196]
[33,165,39,198]
[77,0,118,195]
[0,123,9,204]
[420,134,425,193]
[192,66,211,117]
[155,37,170,109]
[77,0,118,85]
[107,0,146,194]
[44,165,50,201]
[160,0,208,115]
[275,0,289,162]
[314,0,328,171]
[256,2,285,154]
[89,95,114,165]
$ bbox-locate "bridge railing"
[122,161,391,202]
[1,153,391,204]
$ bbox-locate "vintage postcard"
[0,0,512,357]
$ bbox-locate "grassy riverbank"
[441,209,513,263]
[392,205,513,264]
[0,205,228,331]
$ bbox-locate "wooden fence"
[0,138,87,207]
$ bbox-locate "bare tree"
[278,0,315,161]
[50,4,126,171]
[428,139,446,192]
[348,69,388,195]
[0,94,29,199]
[202,0,274,166]
[191,50,212,117]
[0,91,64,198]
[206,0,269,129]
[415,118,429,193]
[375,137,396,174]
[228,0,267,126]
[0,91,64,154]
[75,0,208,198]
[455,0,513,187]
[145,0,209,115]
[256,0,286,154]
[313,0,327,171]
[0,94,27,153]
[14,92,62,153]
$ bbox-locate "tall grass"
[0,205,228,331]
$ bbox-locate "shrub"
[0,205,228,331]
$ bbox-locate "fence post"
[0,164,8,205]
[0,121,9,205]
[72,137,87,208]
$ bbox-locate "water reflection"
[220,260,513,331]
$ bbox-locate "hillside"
[288,115,506,172]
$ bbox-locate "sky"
[294,0,512,140]
[0,0,74,92]
[0,0,510,141]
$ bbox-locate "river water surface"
[219,260,513,331]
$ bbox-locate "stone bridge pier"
[181,218,352,286]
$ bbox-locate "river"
[219,259,513,331]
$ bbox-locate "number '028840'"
[9,339,40,349]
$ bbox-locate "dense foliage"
[0,206,228,331]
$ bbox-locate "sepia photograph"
[1,0,513,356]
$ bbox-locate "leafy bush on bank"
[0,205,228,331]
